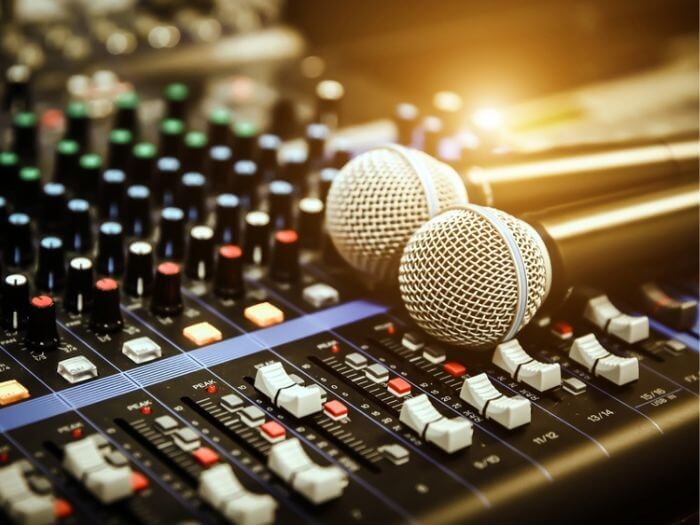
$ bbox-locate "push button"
[183,322,222,346]
[244,302,284,328]
[0,380,30,406]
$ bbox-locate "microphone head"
[325,145,468,281]
[398,205,552,348]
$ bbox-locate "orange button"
[54,499,73,519]
[323,400,348,419]
[244,302,284,328]
[260,421,286,442]
[183,322,223,346]
[131,472,149,492]
[388,377,411,397]
[443,362,466,378]
[0,380,30,406]
[192,446,220,467]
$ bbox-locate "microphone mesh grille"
[398,207,550,348]
[325,147,466,281]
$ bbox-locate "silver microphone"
[326,138,698,281]
[398,181,699,349]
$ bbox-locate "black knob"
[0,196,7,238]
[394,103,419,146]
[65,199,93,253]
[233,160,258,208]
[233,121,257,162]
[298,198,324,250]
[306,123,329,168]
[214,193,240,245]
[270,230,300,282]
[99,169,126,221]
[90,278,124,334]
[185,225,215,280]
[243,211,270,265]
[36,236,66,292]
[315,80,344,129]
[319,168,338,203]
[12,111,38,164]
[183,132,208,173]
[208,107,232,147]
[159,118,185,158]
[207,145,232,193]
[130,142,156,186]
[53,139,80,186]
[2,273,29,330]
[157,207,185,260]
[151,262,183,317]
[125,185,152,238]
[268,180,294,230]
[114,91,139,136]
[163,82,189,120]
[16,166,41,213]
[280,148,308,192]
[214,245,244,299]
[0,151,19,199]
[64,257,94,314]
[97,222,125,276]
[5,213,34,268]
[125,241,154,297]
[155,157,181,208]
[65,101,90,151]
[40,182,67,234]
[107,129,133,172]
[257,134,280,182]
[76,153,102,199]
[26,295,60,350]
[179,172,206,223]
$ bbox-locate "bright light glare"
[472,107,504,131]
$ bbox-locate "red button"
[192,447,220,467]
[260,421,286,440]
[131,472,149,492]
[443,362,466,378]
[388,377,411,396]
[552,321,573,339]
[54,498,73,519]
[323,400,348,418]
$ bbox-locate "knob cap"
[233,160,258,208]
[114,91,139,135]
[125,241,154,297]
[65,199,93,253]
[298,198,324,250]
[76,153,102,199]
[16,166,41,213]
[64,257,94,314]
[0,151,19,199]
[281,147,308,193]
[26,295,60,350]
[5,212,34,268]
[2,273,29,330]
[107,128,133,171]
[90,278,123,333]
[65,101,90,150]
[12,111,38,164]
[130,142,156,186]
[268,180,294,230]
[97,222,125,276]
[155,157,181,208]
[207,145,233,193]
[164,82,189,120]
[186,225,215,280]
[157,207,186,260]
[183,132,208,173]
[151,262,183,317]
[125,185,152,238]
[258,134,280,182]
[99,169,126,221]
[158,118,185,158]
[179,172,206,223]
[53,139,80,186]
[214,194,240,245]
[40,182,67,234]
[214,245,244,299]
[36,236,66,292]
[207,107,232,147]
[243,211,270,265]
[306,123,329,168]
[270,230,300,282]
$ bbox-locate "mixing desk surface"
[0,3,698,524]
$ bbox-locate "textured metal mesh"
[325,146,467,281]
[398,206,551,348]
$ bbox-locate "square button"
[443,362,466,378]
[192,447,219,467]
[387,377,411,397]
[302,283,339,308]
[240,406,265,427]
[122,337,162,364]
[244,302,284,328]
[323,400,348,420]
[183,322,223,346]
[57,356,97,384]
[260,421,286,443]
[0,379,30,406]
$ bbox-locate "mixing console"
[0,33,698,525]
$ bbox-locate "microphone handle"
[464,137,699,214]
[524,179,699,297]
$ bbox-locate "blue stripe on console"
[0,300,388,431]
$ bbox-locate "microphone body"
[398,180,699,349]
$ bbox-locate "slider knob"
[26,295,60,350]
[89,278,124,334]
[151,262,184,317]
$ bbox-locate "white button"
[302,283,339,308]
[267,438,348,504]
[199,464,277,525]
[254,362,322,418]
[584,294,649,344]
[492,340,561,391]
[459,373,531,430]
[57,356,97,384]
[399,394,472,453]
[122,337,162,364]
[569,334,639,386]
